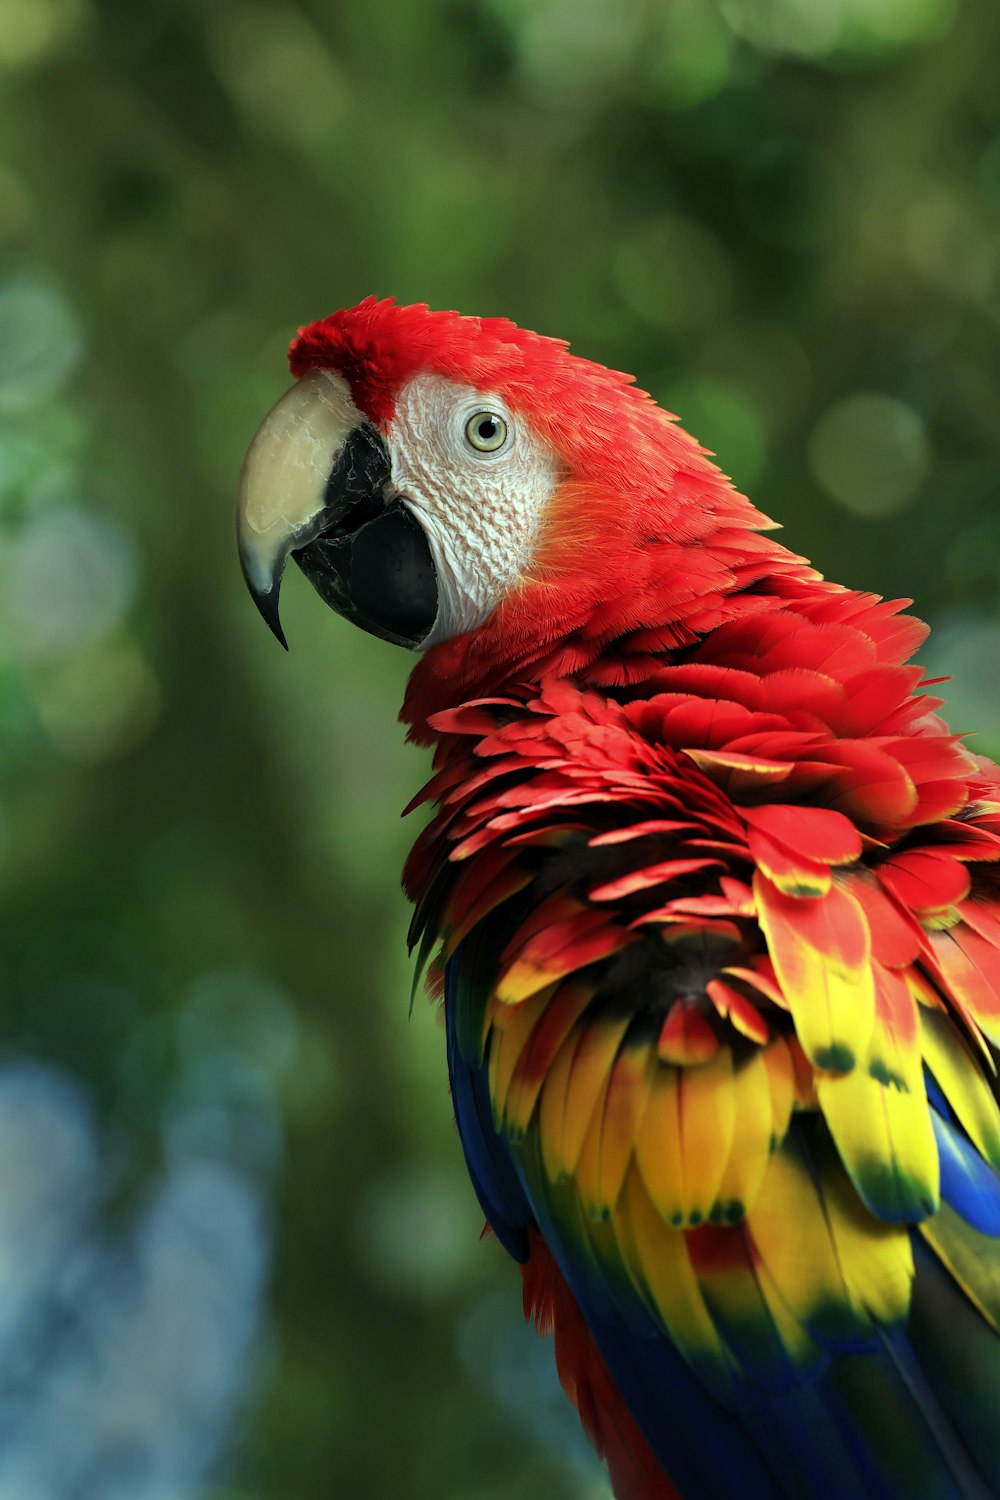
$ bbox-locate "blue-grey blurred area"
[0,1,998,1497]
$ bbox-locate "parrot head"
[237,298,777,725]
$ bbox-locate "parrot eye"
[464,409,510,454]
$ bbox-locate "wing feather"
[415,683,1000,1498]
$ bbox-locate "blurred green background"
[1,0,999,1496]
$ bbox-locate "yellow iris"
[465,410,509,452]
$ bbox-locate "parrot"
[235,296,1000,1500]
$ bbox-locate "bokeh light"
[0,279,82,412]
[719,0,957,59]
[807,392,931,517]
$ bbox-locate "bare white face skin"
[388,374,562,647]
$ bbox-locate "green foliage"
[1,0,998,1495]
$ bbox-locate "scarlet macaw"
[236,298,1000,1500]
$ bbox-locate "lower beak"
[236,369,439,650]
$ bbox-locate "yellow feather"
[816,1061,939,1222]
[608,1162,665,1317]
[538,1028,584,1180]
[907,970,945,1010]
[558,1013,633,1179]
[821,1136,914,1326]
[488,983,556,1124]
[713,1053,773,1221]
[618,1164,738,1399]
[573,1066,617,1215]
[481,988,501,1050]
[676,1051,736,1225]
[757,853,832,898]
[683,1212,821,1379]
[920,1006,1000,1168]
[593,1044,656,1218]
[748,1141,863,1341]
[761,1038,796,1151]
[494,955,564,1004]
[755,874,875,1074]
[503,979,595,1138]
[496,925,633,1004]
[581,1202,647,1312]
[635,1065,686,1225]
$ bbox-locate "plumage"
[238,297,1000,1498]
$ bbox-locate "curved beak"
[237,370,362,648]
[236,369,439,650]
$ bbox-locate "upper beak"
[236,368,439,650]
[236,369,365,648]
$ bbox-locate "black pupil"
[478,418,497,441]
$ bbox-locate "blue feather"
[932,1107,1000,1236]
[445,943,530,1261]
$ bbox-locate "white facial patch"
[388,374,562,647]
